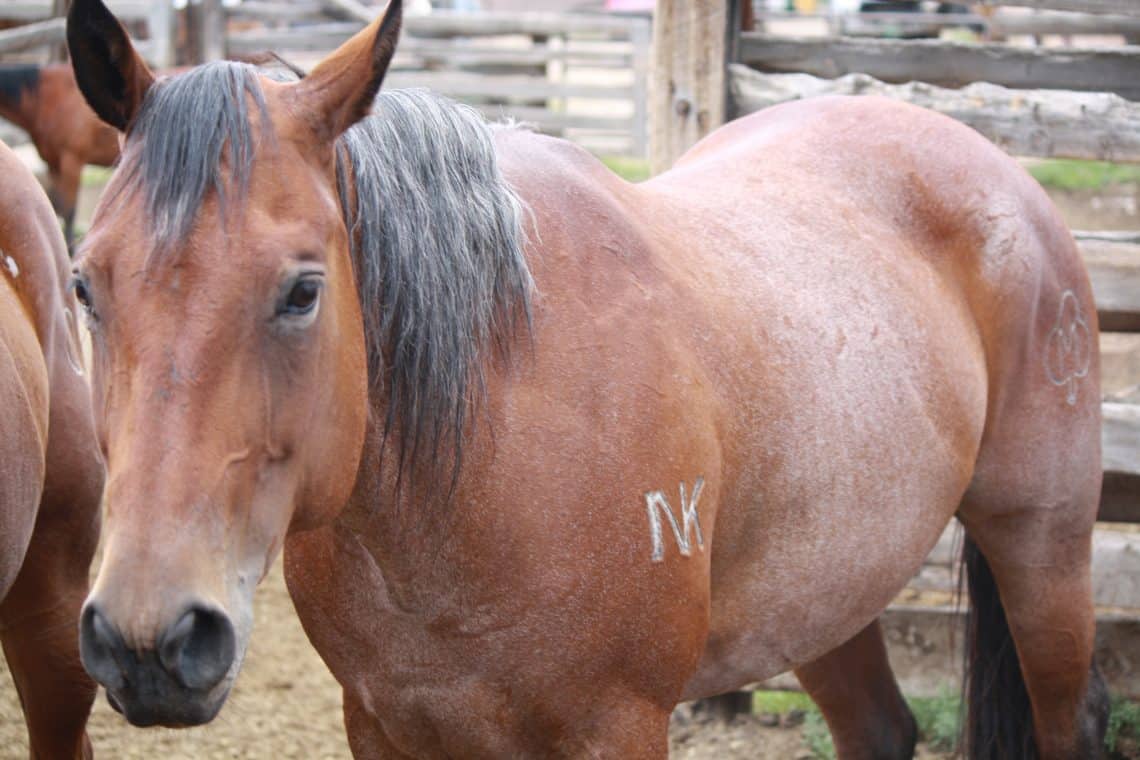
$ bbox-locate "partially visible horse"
[0,63,120,247]
[68,0,1107,756]
[0,138,103,758]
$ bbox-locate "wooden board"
[985,0,1140,16]
[1079,234,1140,331]
[728,66,1140,163]
[1105,403,1140,478]
[0,17,62,55]
[911,523,1140,610]
[737,33,1140,101]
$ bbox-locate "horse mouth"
[105,679,230,728]
[100,653,233,728]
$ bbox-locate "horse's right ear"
[67,0,155,131]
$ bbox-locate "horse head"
[67,0,401,727]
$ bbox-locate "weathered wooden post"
[50,0,69,61]
[199,0,225,62]
[649,0,739,175]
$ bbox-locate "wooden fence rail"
[738,33,1140,101]
[729,67,1140,164]
[227,9,651,158]
[986,0,1140,15]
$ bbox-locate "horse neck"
[0,65,40,131]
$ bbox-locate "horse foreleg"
[0,509,97,760]
[793,620,917,760]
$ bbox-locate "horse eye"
[71,277,92,311]
[282,277,321,316]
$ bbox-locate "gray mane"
[118,62,532,487]
[120,61,269,252]
[337,90,532,486]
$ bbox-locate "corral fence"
[653,0,1140,702]
[0,0,651,157]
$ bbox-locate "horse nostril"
[158,605,236,691]
[79,603,128,691]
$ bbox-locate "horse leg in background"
[0,497,99,760]
[794,620,917,760]
[47,154,82,250]
[0,386,101,760]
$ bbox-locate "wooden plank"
[910,525,1140,610]
[1102,333,1140,403]
[650,0,727,175]
[728,67,1140,163]
[0,0,150,22]
[147,0,175,69]
[381,70,633,101]
[989,11,1140,37]
[404,11,644,39]
[1104,403,1140,477]
[1079,236,1140,331]
[199,0,225,62]
[984,0,1140,16]
[0,17,63,54]
[321,0,376,24]
[227,1,327,23]
[471,104,632,132]
[738,33,1140,101]
[880,606,1140,698]
[629,18,650,159]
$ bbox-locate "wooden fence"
[0,1,174,65]
[0,1,651,158]
[652,0,1140,700]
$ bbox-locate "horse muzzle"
[79,600,236,727]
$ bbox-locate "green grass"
[752,689,1140,758]
[1108,696,1140,754]
[1024,159,1140,192]
[907,690,961,753]
[752,689,817,714]
[81,165,115,187]
[803,711,836,760]
[600,155,650,183]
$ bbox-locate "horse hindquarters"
[957,232,1107,758]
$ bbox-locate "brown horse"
[68,0,1107,756]
[0,138,103,758]
[0,63,120,247]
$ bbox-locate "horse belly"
[0,277,49,598]
[682,247,988,699]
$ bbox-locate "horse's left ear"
[295,0,402,142]
[67,0,155,131]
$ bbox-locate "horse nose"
[80,601,236,693]
[157,604,236,691]
[79,603,129,691]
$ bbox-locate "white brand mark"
[645,477,705,562]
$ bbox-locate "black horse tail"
[961,535,1037,759]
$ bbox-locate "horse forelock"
[335,89,533,492]
[111,61,271,258]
